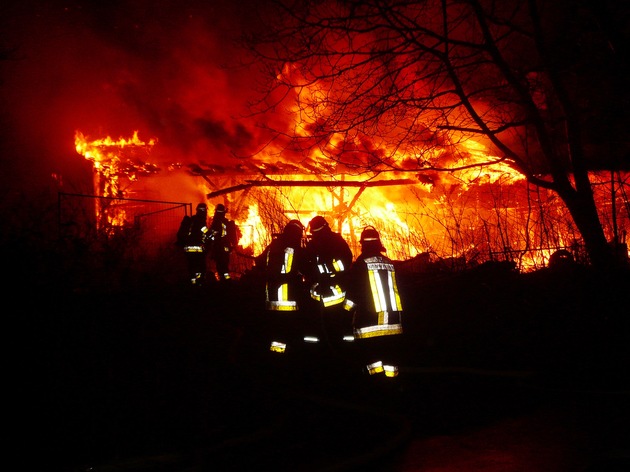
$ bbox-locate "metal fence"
[58,192,190,256]
[57,193,257,278]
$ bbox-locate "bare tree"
[242,0,629,269]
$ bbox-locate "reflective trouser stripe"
[270,341,286,353]
[185,246,204,252]
[355,323,403,338]
[366,361,383,375]
[266,299,298,311]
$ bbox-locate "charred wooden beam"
[206,178,418,198]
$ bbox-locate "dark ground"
[11,260,630,471]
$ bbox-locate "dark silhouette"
[344,226,404,379]
[304,215,354,353]
[259,219,309,355]
[176,202,210,286]
[208,203,239,282]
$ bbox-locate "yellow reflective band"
[366,361,384,375]
[343,299,355,311]
[282,248,294,274]
[367,269,383,313]
[279,283,288,303]
[266,300,298,311]
[185,245,204,252]
[332,258,345,272]
[383,365,399,377]
[322,285,346,306]
[389,271,403,311]
[270,341,286,353]
[354,323,403,339]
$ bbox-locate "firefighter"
[304,215,354,353]
[260,219,309,356]
[343,226,404,379]
[176,202,210,287]
[208,204,239,282]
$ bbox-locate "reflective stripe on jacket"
[344,255,403,339]
[309,257,347,305]
[266,246,299,311]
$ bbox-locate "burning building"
[4,1,622,276]
[74,130,629,274]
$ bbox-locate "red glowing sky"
[2,0,628,204]
[1,0,284,198]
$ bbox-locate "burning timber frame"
[205,178,417,198]
[202,174,419,234]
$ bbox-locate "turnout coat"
[344,253,403,339]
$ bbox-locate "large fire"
[75,131,628,273]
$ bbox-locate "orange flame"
[76,129,628,272]
[75,131,157,231]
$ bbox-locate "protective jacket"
[209,213,239,281]
[264,235,307,312]
[305,229,353,307]
[344,253,403,339]
[178,209,210,286]
[183,213,210,253]
[260,220,308,354]
[209,217,235,253]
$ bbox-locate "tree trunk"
[555,176,616,270]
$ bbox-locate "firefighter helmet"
[284,219,304,242]
[285,219,304,234]
[360,226,385,252]
[196,203,208,212]
[308,216,329,234]
[215,203,227,213]
[360,226,379,242]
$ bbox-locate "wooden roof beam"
[206,178,417,198]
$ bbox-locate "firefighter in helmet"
[177,203,210,286]
[208,203,239,282]
[304,215,354,352]
[260,219,309,355]
[344,226,404,379]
